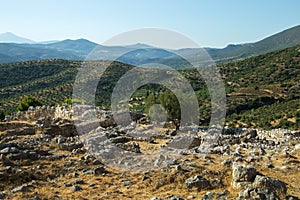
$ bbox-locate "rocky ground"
[0,105,299,200]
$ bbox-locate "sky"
[1,0,300,48]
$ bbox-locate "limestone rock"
[185,175,211,190]
[59,141,83,151]
[253,175,287,199]
[71,185,82,192]
[0,147,19,154]
[232,163,257,183]
[116,142,141,153]
[237,187,280,200]
[11,183,30,193]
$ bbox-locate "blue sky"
[1,0,300,48]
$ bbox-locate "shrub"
[17,96,42,111]
[63,98,85,105]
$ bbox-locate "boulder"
[109,136,131,144]
[168,136,201,150]
[237,187,280,200]
[241,129,257,143]
[221,158,232,166]
[121,180,132,186]
[72,179,84,185]
[59,123,76,137]
[232,163,257,182]
[59,142,83,151]
[71,185,82,192]
[28,195,41,200]
[94,166,106,174]
[185,175,211,190]
[116,142,141,153]
[188,137,201,149]
[0,147,19,154]
[253,175,287,199]
[11,183,30,193]
[201,190,229,200]
[0,193,6,199]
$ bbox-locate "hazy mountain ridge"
[208,25,300,62]
[0,43,82,62]
[0,32,35,44]
[0,25,300,65]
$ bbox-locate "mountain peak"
[1,32,16,36]
[0,32,35,44]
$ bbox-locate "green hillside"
[0,45,299,130]
[0,60,133,110]
[219,45,300,129]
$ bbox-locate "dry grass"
[4,150,300,199]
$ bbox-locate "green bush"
[63,98,85,105]
[63,98,72,105]
[17,96,42,111]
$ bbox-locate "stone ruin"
[0,104,299,199]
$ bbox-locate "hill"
[45,39,98,55]
[0,43,82,62]
[0,45,299,130]
[0,39,97,64]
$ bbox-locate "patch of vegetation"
[17,96,42,111]
[63,98,85,105]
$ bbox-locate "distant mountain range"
[0,25,300,66]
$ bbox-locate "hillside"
[219,45,300,129]
[0,45,299,130]
[0,59,133,110]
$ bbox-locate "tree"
[17,96,42,111]
[144,92,156,113]
[144,90,181,122]
[157,90,180,122]
[0,110,5,120]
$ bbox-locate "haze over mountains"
[0,25,300,66]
